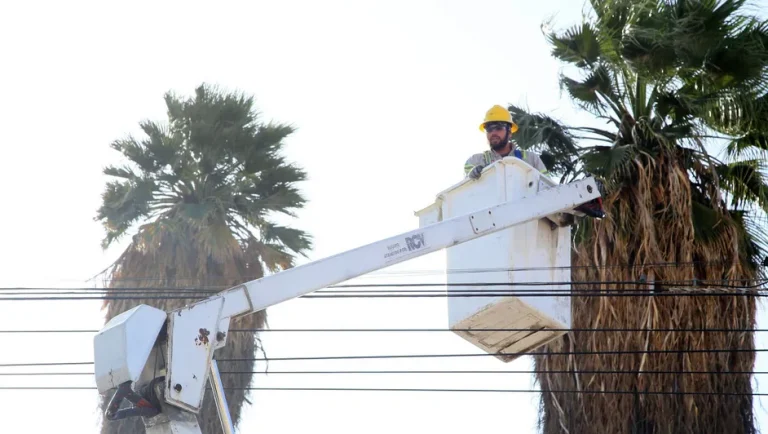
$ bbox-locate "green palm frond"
[580,144,636,179]
[97,83,312,273]
[508,104,582,179]
[535,0,768,272]
[547,22,602,67]
[733,209,768,276]
[621,11,678,76]
[561,64,616,112]
[260,222,312,256]
[716,159,768,209]
[691,198,724,243]
[726,132,768,158]
[654,90,695,121]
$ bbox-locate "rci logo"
[405,233,425,251]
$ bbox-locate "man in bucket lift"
[464,105,548,179]
[465,105,605,219]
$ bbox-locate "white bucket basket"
[415,157,572,362]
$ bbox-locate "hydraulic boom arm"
[94,175,602,434]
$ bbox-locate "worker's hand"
[468,164,484,180]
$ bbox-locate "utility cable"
[214,348,768,362]
[1,386,767,396]
[3,347,765,368]
[1,277,764,292]
[85,259,748,284]
[1,284,767,301]
[4,369,768,376]
[0,292,764,301]
[1,327,767,334]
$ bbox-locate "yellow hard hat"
[479,105,519,133]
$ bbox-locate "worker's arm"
[530,152,549,174]
[464,154,486,179]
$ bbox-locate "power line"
[1,386,766,396]
[0,372,93,376]
[84,259,749,284]
[0,293,758,301]
[4,369,768,376]
[0,330,101,333]
[2,289,767,301]
[4,347,764,369]
[1,327,766,334]
[0,276,762,303]
[0,361,93,368]
[223,369,768,375]
[327,279,768,289]
[229,327,768,333]
[170,387,768,396]
[301,291,766,299]
[3,276,764,293]
[215,348,768,362]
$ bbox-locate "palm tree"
[94,83,312,433]
[508,1,768,432]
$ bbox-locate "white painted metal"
[209,359,235,434]
[144,411,201,434]
[93,305,168,393]
[156,173,597,411]
[415,158,574,362]
[214,318,231,350]
[165,296,225,413]
[143,381,202,434]
[94,168,601,427]
[211,285,252,350]
[238,175,599,315]
[217,285,253,319]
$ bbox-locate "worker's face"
[485,122,508,148]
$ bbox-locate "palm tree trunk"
[533,156,757,434]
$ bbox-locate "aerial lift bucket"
[415,157,599,362]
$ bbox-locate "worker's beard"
[490,140,506,151]
[489,130,509,151]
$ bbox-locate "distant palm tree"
[95,83,311,433]
[509,1,768,432]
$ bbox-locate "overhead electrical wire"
[214,348,768,362]
[229,327,768,333]
[0,386,766,396]
[0,277,764,301]
[83,259,749,284]
[1,261,762,389]
[0,274,762,302]
[1,276,764,292]
[0,291,764,301]
[4,347,766,368]
[4,369,768,376]
[0,327,766,334]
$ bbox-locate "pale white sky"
[1,1,767,433]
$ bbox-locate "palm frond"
[620,5,679,77]
[97,82,312,264]
[691,198,725,243]
[580,144,636,179]
[716,159,768,210]
[726,132,768,159]
[733,208,768,278]
[508,104,581,178]
[561,64,616,113]
[547,22,602,67]
[96,178,157,248]
[260,222,312,256]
